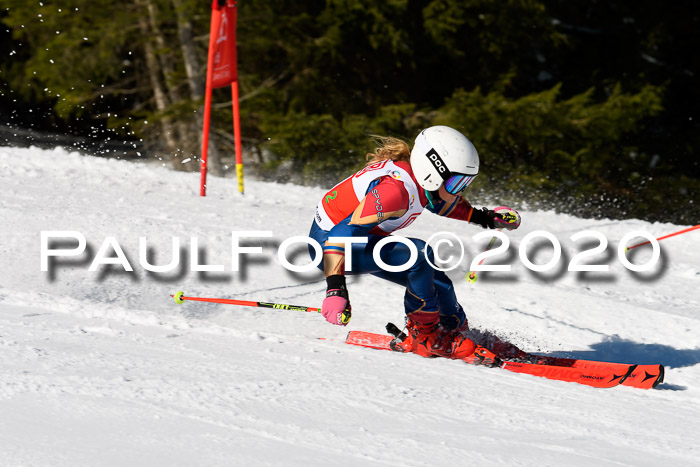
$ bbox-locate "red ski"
[345,330,664,390]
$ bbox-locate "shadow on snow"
[545,336,700,370]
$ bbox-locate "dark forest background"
[1,1,698,222]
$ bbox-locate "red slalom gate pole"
[626,224,700,251]
[199,3,222,197]
[171,291,351,324]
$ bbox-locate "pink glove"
[493,206,521,230]
[321,291,351,326]
[321,275,352,326]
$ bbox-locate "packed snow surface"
[1,146,699,466]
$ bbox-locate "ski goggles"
[444,173,477,194]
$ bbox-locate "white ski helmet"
[410,125,479,192]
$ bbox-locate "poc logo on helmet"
[427,149,447,173]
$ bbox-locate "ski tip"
[173,291,185,304]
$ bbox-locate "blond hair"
[365,135,411,165]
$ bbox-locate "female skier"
[309,125,521,360]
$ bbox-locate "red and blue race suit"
[309,159,491,327]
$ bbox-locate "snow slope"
[1,146,699,466]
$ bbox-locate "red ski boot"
[390,318,441,357]
[431,324,500,366]
[430,322,472,358]
[390,317,501,366]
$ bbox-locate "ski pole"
[171,291,351,324]
[625,224,700,251]
[466,234,499,283]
